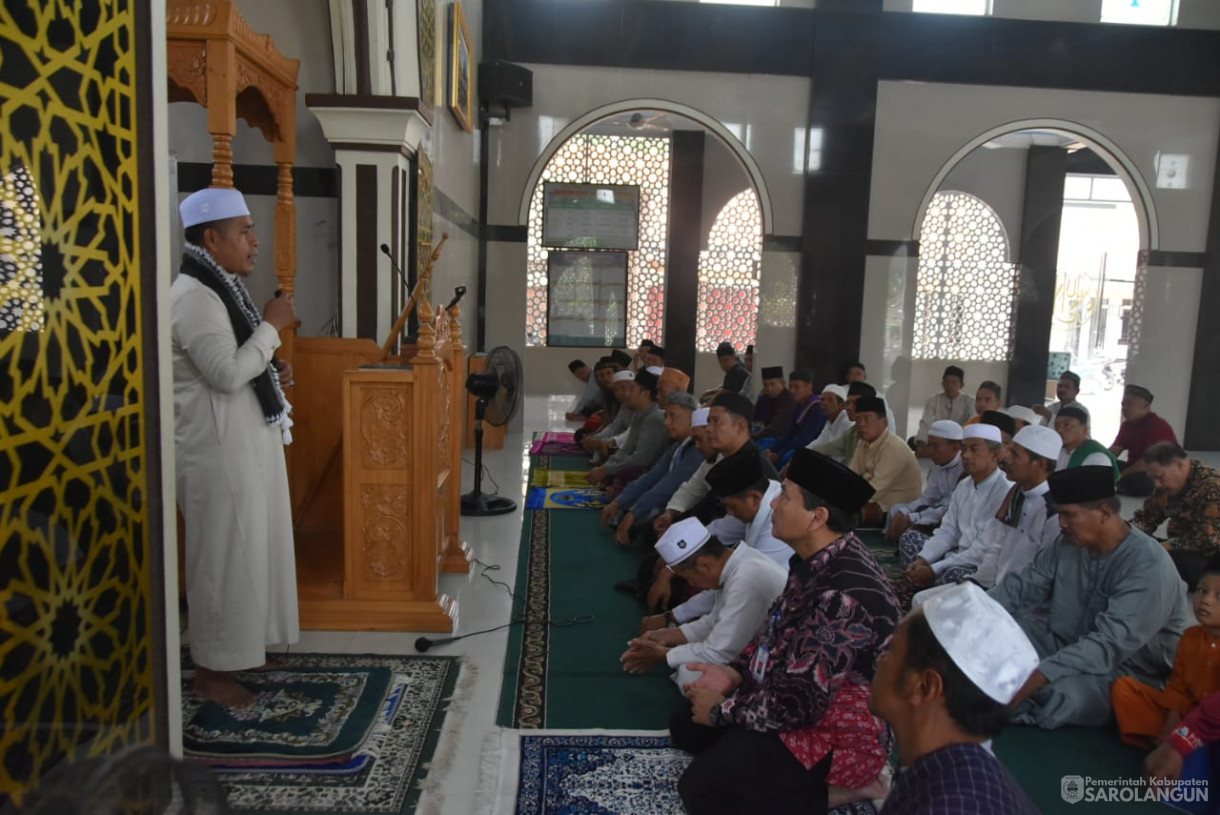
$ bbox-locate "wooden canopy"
[165,0,300,301]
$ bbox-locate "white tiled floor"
[284,395,572,814]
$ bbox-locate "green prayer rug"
[499,459,682,728]
[182,653,459,814]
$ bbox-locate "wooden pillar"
[205,38,236,188]
[441,301,473,574]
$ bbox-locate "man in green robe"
[989,466,1190,729]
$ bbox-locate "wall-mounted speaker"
[479,60,533,112]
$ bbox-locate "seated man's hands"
[587,466,608,486]
[642,627,686,647]
[647,568,673,612]
[614,512,635,546]
[600,500,620,528]
[639,613,668,634]
[904,557,935,588]
[764,450,780,464]
[620,638,670,674]
[688,685,726,726]
[653,510,676,535]
[682,662,741,697]
[564,411,585,422]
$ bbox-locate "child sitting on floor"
[1112,570,1220,747]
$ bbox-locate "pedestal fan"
[461,345,523,516]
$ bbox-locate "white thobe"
[810,409,852,447]
[683,481,792,623]
[973,481,1060,586]
[888,453,964,529]
[916,467,1011,575]
[916,392,975,442]
[667,545,788,687]
[171,273,299,671]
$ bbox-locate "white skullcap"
[922,582,1040,704]
[612,370,635,383]
[179,188,250,228]
[1004,405,1040,427]
[821,384,848,400]
[691,408,710,428]
[656,517,711,568]
[1012,424,1063,462]
[962,423,1002,444]
[646,366,664,376]
[927,420,964,442]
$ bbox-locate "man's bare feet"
[828,772,891,808]
[193,666,256,706]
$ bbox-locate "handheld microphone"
[446,286,467,310]
[379,243,410,290]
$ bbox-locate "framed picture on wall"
[448,2,474,132]
[546,251,628,347]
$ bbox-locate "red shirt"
[1113,412,1178,464]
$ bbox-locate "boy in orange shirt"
[1113,571,1220,747]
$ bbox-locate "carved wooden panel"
[360,388,409,469]
[166,41,208,105]
[360,485,408,580]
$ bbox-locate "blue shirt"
[885,743,1037,815]
[616,436,704,520]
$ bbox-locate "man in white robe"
[171,188,300,705]
[621,518,786,688]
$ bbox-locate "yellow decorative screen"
[0,0,156,804]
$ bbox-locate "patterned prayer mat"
[182,653,459,814]
[528,431,587,457]
[529,468,594,488]
[524,485,606,509]
[482,730,880,815]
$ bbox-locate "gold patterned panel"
[360,485,408,580]
[0,0,155,804]
[417,0,438,109]
[359,389,409,469]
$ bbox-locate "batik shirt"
[884,743,1038,815]
[1132,460,1220,554]
[715,533,901,787]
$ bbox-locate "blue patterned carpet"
[514,733,879,815]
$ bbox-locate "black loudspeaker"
[479,60,533,111]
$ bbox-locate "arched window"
[525,134,670,347]
[913,191,1016,361]
[696,189,761,353]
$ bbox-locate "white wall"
[427,0,482,326]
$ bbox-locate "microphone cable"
[414,556,595,652]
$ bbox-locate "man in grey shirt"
[589,369,669,486]
[990,466,1190,729]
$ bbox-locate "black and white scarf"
[179,243,293,444]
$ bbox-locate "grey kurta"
[989,527,1190,728]
[604,402,669,474]
[171,273,300,672]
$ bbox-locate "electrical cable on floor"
[461,457,501,494]
[415,555,595,652]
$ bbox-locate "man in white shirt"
[621,518,786,689]
[1054,405,1118,476]
[914,365,975,455]
[172,188,299,705]
[913,425,1062,606]
[641,453,791,636]
[886,420,965,543]
[810,384,852,447]
[898,424,1011,590]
